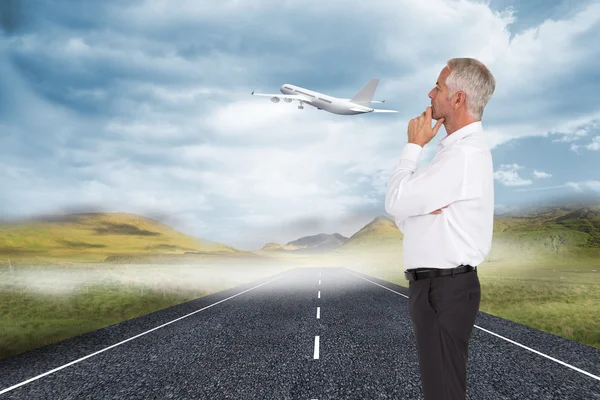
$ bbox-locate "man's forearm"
[385,143,423,220]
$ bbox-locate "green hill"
[0,212,251,264]
[490,204,600,263]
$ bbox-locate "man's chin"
[431,108,439,120]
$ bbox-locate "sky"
[0,0,599,251]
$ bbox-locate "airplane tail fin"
[350,78,380,106]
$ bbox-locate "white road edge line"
[314,336,320,359]
[0,269,298,395]
[345,269,600,382]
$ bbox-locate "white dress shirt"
[385,121,494,270]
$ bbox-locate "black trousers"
[407,268,481,400]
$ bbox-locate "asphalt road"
[0,267,599,399]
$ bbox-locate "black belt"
[404,264,476,281]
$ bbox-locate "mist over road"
[0,267,599,399]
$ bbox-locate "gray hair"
[445,58,496,120]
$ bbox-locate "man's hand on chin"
[407,106,445,147]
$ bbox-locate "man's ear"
[453,91,466,110]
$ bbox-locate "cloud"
[532,170,552,179]
[1,0,600,249]
[514,181,600,194]
[494,163,532,186]
[570,136,600,153]
[564,180,600,193]
[514,185,568,193]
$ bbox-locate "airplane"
[251,78,398,115]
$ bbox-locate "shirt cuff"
[396,142,423,169]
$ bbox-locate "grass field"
[0,253,598,362]
[338,253,600,351]
[0,261,296,361]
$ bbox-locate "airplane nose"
[280,85,286,93]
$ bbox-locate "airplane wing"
[349,107,398,113]
[341,98,385,103]
[251,92,313,103]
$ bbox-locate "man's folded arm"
[385,146,482,221]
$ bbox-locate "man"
[385,57,496,400]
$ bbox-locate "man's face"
[428,67,451,121]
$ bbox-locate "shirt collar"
[437,121,483,150]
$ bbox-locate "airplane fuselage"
[279,84,372,115]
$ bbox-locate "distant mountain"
[258,233,348,254]
[261,242,285,250]
[286,233,348,249]
[335,216,403,252]
[254,216,402,256]
[0,212,253,264]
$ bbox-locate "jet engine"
[283,98,292,103]
[270,97,280,103]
